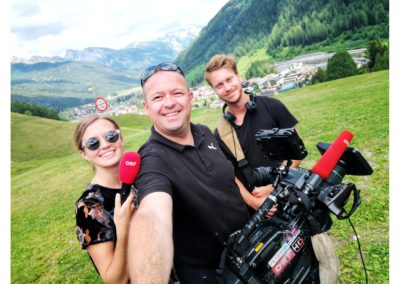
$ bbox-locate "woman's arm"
[87,192,134,284]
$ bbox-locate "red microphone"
[119,151,141,203]
[312,130,353,180]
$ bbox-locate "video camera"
[218,128,373,284]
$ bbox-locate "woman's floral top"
[75,184,119,249]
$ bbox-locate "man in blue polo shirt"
[128,63,251,283]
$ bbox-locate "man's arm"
[290,159,302,168]
[235,177,266,210]
[236,178,278,217]
[128,192,173,283]
[291,127,303,168]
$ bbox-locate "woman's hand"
[114,190,135,236]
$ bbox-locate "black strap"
[237,159,254,189]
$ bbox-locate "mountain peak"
[12,25,201,68]
[125,24,201,53]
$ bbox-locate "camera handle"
[337,183,361,219]
[318,183,361,219]
[236,173,284,247]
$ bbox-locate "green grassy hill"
[11,70,389,283]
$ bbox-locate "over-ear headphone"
[223,92,256,123]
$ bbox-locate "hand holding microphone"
[119,151,141,204]
[114,187,135,236]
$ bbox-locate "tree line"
[11,101,62,120]
[311,40,388,84]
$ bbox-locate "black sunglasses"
[82,129,121,151]
[140,62,185,87]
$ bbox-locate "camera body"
[219,128,373,284]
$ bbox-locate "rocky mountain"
[15,25,201,72]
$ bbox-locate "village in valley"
[63,49,367,121]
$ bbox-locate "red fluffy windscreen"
[312,130,353,180]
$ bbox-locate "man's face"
[207,67,243,105]
[143,71,193,138]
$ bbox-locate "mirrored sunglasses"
[140,62,184,87]
[82,129,121,151]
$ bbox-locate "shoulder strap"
[217,117,245,161]
[217,117,253,188]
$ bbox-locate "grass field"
[11,70,389,283]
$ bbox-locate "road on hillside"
[274,48,367,72]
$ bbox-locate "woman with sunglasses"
[74,114,134,284]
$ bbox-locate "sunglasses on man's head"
[140,62,185,87]
[82,129,121,151]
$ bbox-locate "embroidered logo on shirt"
[208,143,217,150]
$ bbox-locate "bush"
[311,67,326,84]
[326,51,358,81]
[372,50,389,71]
[367,40,389,70]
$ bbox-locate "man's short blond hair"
[204,54,238,85]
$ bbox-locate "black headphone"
[222,91,257,123]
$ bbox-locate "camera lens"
[251,167,274,187]
[327,164,346,184]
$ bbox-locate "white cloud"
[11,0,229,58]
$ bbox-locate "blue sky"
[11,0,229,59]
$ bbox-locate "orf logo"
[125,161,137,167]
[343,139,350,146]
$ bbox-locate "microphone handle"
[121,183,132,204]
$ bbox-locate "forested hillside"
[177,0,389,85]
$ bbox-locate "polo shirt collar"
[149,123,206,152]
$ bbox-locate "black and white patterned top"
[75,184,118,249]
